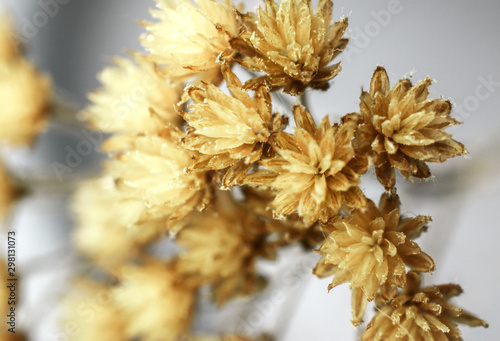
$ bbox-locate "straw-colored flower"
[114,261,195,341]
[85,56,183,134]
[110,128,209,233]
[362,272,488,340]
[182,63,287,186]
[0,59,51,146]
[314,193,434,326]
[234,0,348,95]
[246,106,368,226]
[354,66,467,189]
[64,281,127,341]
[142,0,240,84]
[176,191,273,305]
[72,177,162,268]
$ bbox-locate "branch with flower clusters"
[63,0,488,340]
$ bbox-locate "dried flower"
[314,192,434,325]
[109,128,209,233]
[85,55,183,134]
[362,271,488,340]
[114,261,195,341]
[234,0,348,95]
[176,191,273,305]
[64,281,127,341]
[72,177,162,268]
[182,63,286,185]
[141,0,240,84]
[0,59,51,146]
[354,66,467,189]
[246,105,368,225]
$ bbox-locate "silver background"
[0,0,499,340]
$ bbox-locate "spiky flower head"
[85,55,183,134]
[176,191,274,305]
[63,281,127,341]
[109,127,209,233]
[182,63,286,186]
[362,271,488,340]
[114,261,195,341]
[72,177,162,268]
[314,192,434,325]
[142,0,240,84]
[0,58,51,146]
[246,106,368,226]
[354,66,467,189]
[234,0,348,95]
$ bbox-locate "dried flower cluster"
[61,0,487,340]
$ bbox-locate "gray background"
[0,0,499,340]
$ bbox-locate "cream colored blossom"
[0,162,16,222]
[314,193,434,326]
[176,191,274,305]
[234,0,348,95]
[109,127,209,233]
[0,59,51,146]
[114,261,195,341]
[142,0,240,83]
[64,281,127,341]
[72,177,162,268]
[362,272,488,340]
[85,56,183,134]
[245,105,368,226]
[182,63,286,186]
[354,66,467,189]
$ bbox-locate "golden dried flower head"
[63,281,126,341]
[72,177,162,268]
[0,59,51,146]
[85,56,183,134]
[246,106,368,226]
[182,63,286,185]
[114,261,195,341]
[354,66,467,189]
[362,271,488,340]
[109,128,209,233]
[142,0,240,83]
[0,162,17,222]
[314,192,434,326]
[234,0,348,95]
[176,191,273,305]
